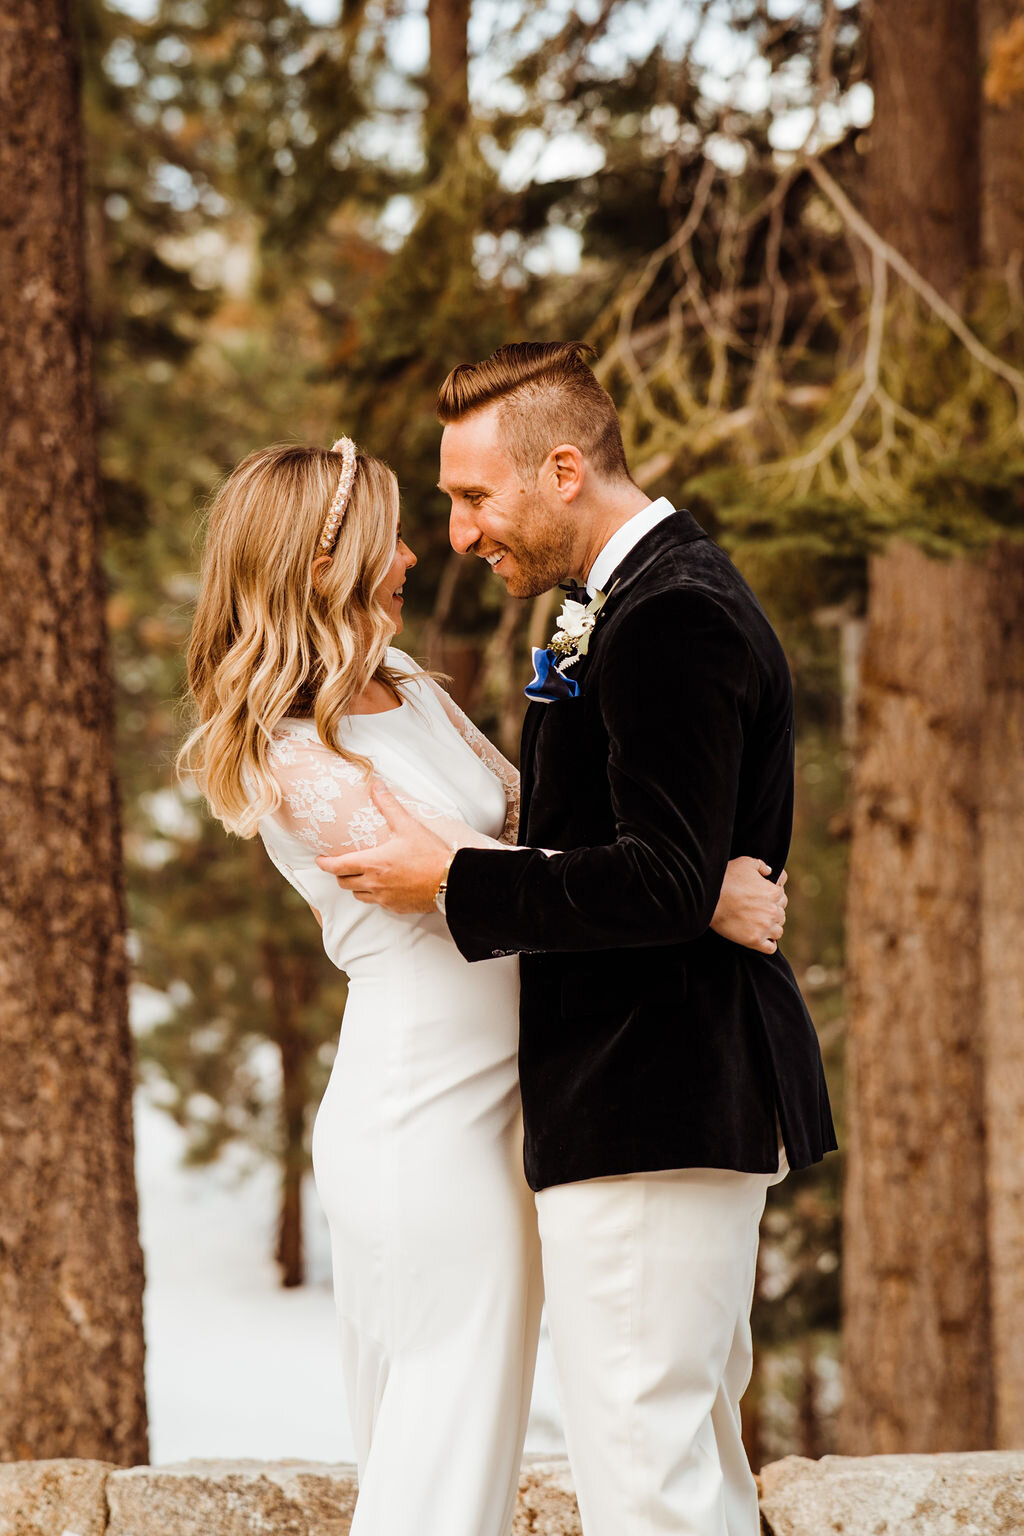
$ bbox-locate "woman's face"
[377,526,418,633]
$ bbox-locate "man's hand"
[711,857,788,954]
[316,782,452,914]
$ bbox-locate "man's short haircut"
[436,341,633,485]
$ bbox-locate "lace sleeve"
[264,722,510,860]
[423,680,521,845]
[265,724,445,858]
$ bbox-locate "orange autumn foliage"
[985,14,1024,105]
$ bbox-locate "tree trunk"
[976,3,1024,1447]
[275,1009,308,1291]
[0,0,147,1463]
[425,0,471,174]
[863,0,980,297]
[980,0,1024,271]
[838,0,1024,1455]
[798,1334,823,1462]
[259,897,310,1290]
[979,544,1024,1446]
[740,1370,762,1476]
[840,545,994,1452]
[741,1253,765,1474]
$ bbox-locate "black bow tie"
[559,579,590,605]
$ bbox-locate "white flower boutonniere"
[548,584,615,674]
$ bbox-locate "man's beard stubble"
[500,492,578,599]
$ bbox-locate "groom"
[319,342,836,1535]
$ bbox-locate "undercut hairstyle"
[437,341,633,485]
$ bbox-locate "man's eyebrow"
[436,481,489,495]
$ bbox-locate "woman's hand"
[711,857,788,954]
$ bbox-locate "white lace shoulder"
[265,720,445,858]
[421,678,521,845]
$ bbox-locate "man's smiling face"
[438,404,577,598]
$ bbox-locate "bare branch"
[783,244,887,490]
[805,156,1024,421]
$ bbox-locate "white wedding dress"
[256,648,542,1536]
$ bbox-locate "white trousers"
[536,1156,786,1536]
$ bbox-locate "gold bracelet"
[434,846,459,914]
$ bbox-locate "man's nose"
[448,505,480,556]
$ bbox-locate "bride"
[179,437,788,1536]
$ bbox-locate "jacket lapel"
[516,509,708,841]
[592,508,707,620]
[518,701,544,836]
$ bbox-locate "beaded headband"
[318,436,358,553]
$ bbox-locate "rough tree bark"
[841,547,995,1452]
[979,546,1024,1447]
[844,0,1024,1454]
[980,0,1024,270]
[0,0,148,1463]
[977,0,1024,1452]
[845,545,1024,1451]
[844,1,988,1451]
[863,0,980,298]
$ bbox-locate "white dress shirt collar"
[585,497,677,598]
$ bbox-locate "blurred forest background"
[2,0,1023,1474]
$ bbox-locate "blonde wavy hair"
[179,441,406,837]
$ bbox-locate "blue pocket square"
[525,647,581,704]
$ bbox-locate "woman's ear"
[311,554,333,592]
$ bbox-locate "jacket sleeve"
[444,588,756,960]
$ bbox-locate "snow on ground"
[134,1090,566,1465]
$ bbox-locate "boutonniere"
[525,584,616,704]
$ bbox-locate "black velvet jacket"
[445,510,837,1192]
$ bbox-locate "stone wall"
[758,1451,1024,1535]
[1,1450,1023,1535]
[0,1457,579,1536]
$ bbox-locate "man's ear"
[547,444,586,503]
[311,554,333,591]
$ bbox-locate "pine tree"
[841,0,1024,1452]
[0,0,147,1463]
